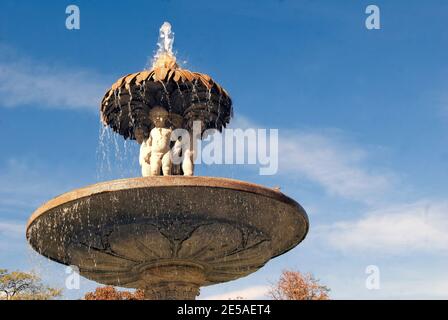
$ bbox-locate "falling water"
[96,122,139,181]
[96,21,231,180]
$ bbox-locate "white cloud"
[0,47,392,202]
[200,286,269,300]
[0,158,81,212]
[0,44,107,111]
[320,266,448,300]
[279,132,394,202]
[383,277,448,299]
[0,220,24,239]
[231,115,395,203]
[0,157,87,261]
[0,220,26,253]
[315,201,448,254]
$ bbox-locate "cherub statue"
[137,107,195,177]
[138,107,173,176]
[171,135,194,176]
[138,134,152,177]
[181,139,194,176]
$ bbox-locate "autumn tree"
[269,269,330,300]
[84,286,144,300]
[0,269,61,300]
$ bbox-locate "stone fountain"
[26,23,309,300]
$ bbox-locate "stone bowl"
[27,176,309,299]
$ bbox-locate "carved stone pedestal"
[142,262,205,300]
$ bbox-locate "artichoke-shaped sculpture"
[100,50,232,141]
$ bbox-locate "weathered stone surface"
[100,56,233,141]
[27,176,308,299]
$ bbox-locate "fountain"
[26,23,309,300]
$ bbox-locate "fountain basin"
[26,176,309,299]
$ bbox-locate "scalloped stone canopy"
[100,54,232,140]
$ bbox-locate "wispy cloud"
[0,44,396,203]
[0,157,87,262]
[381,276,448,300]
[0,220,26,254]
[231,115,396,203]
[0,44,108,111]
[279,132,394,203]
[0,158,80,213]
[320,265,448,300]
[200,286,269,300]
[314,200,448,255]
[0,220,24,238]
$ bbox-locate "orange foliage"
[269,270,330,300]
[84,286,144,300]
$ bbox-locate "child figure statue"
[138,135,152,177]
[138,107,195,177]
[139,107,173,176]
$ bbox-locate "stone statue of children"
[137,107,195,177]
[143,107,173,176]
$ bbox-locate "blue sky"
[1,0,448,299]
